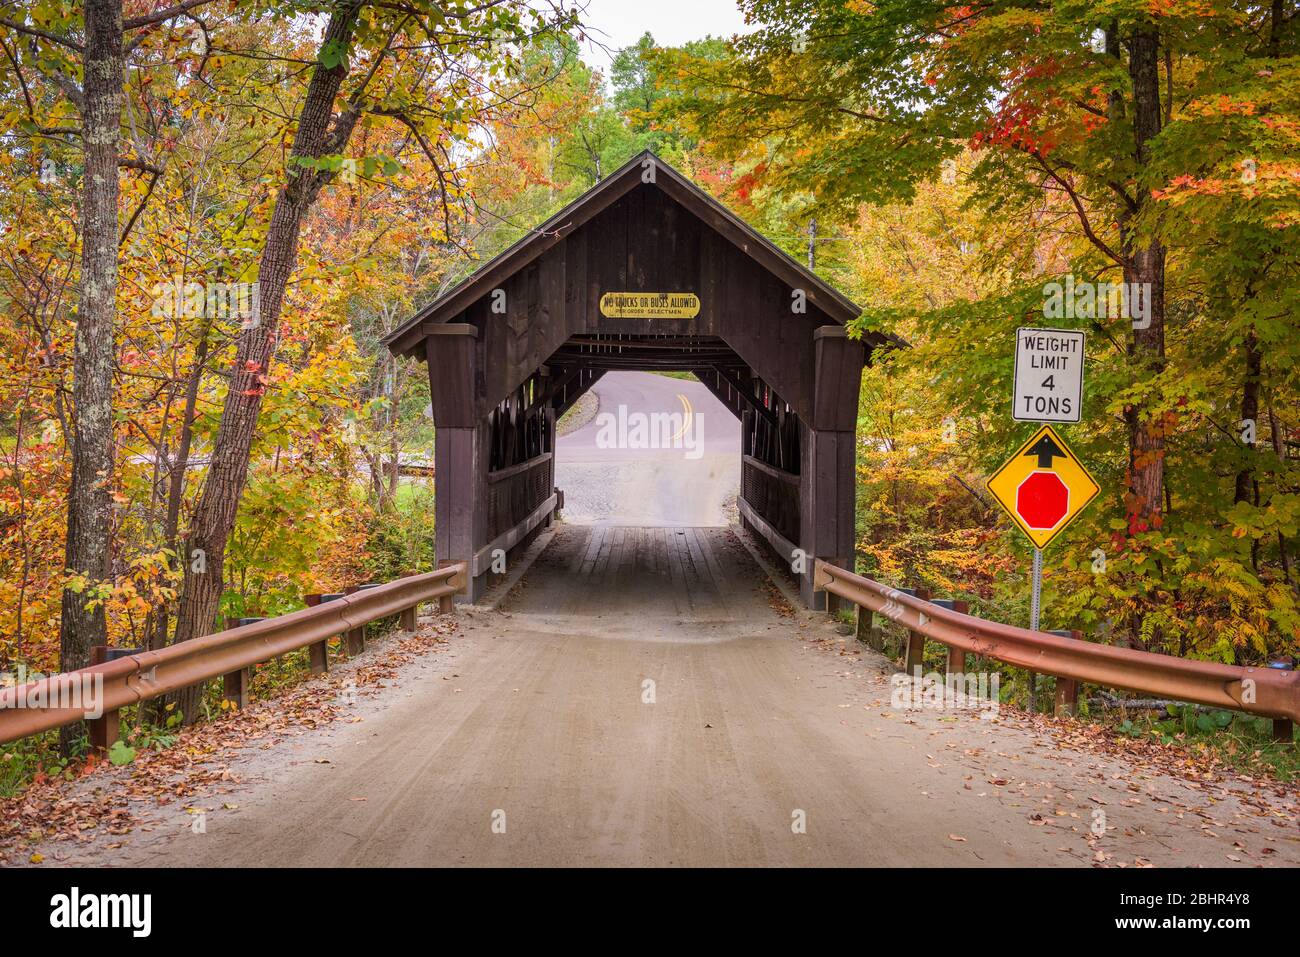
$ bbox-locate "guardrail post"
[86,645,120,753]
[342,586,366,656]
[399,570,418,631]
[1268,661,1294,743]
[938,599,968,675]
[855,605,882,651]
[1054,678,1080,717]
[222,669,248,710]
[903,587,930,676]
[1274,718,1294,743]
[222,619,260,709]
[304,594,330,673]
[1049,630,1081,716]
[437,560,458,613]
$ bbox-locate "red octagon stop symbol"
[1016,471,1069,529]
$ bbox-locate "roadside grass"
[1102,703,1299,782]
[392,480,427,507]
[0,732,60,797]
[557,389,599,436]
[651,371,696,381]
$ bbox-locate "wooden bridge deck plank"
[508,525,766,623]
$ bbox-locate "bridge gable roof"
[382,150,866,359]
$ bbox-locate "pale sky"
[573,0,754,68]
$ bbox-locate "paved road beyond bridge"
[556,371,740,527]
[48,524,1299,868]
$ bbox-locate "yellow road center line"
[670,394,693,442]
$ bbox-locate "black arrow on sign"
[1024,433,1067,468]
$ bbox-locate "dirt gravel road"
[37,525,1299,868]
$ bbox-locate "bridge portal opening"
[553,368,741,529]
[383,152,886,606]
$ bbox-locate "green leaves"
[106,740,136,766]
[318,38,349,70]
[700,0,1300,665]
[292,153,402,179]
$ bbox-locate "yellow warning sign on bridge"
[599,292,700,319]
[986,425,1100,549]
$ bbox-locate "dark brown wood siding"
[424,184,840,428]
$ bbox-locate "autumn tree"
[167,0,577,721]
[648,2,1299,660]
[655,2,1190,543]
[0,0,225,751]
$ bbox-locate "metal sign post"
[1028,545,1043,711]
[1030,547,1043,631]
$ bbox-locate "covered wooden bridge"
[382,151,886,605]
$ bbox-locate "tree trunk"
[150,317,212,657]
[1234,330,1261,506]
[1121,27,1168,537]
[1268,404,1293,583]
[59,0,123,755]
[168,6,362,723]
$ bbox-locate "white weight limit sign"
[1013,327,1085,423]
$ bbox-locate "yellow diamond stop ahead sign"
[986,424,1100,549]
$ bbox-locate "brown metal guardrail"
[0,563,468,750]
[814,560,1300,738]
